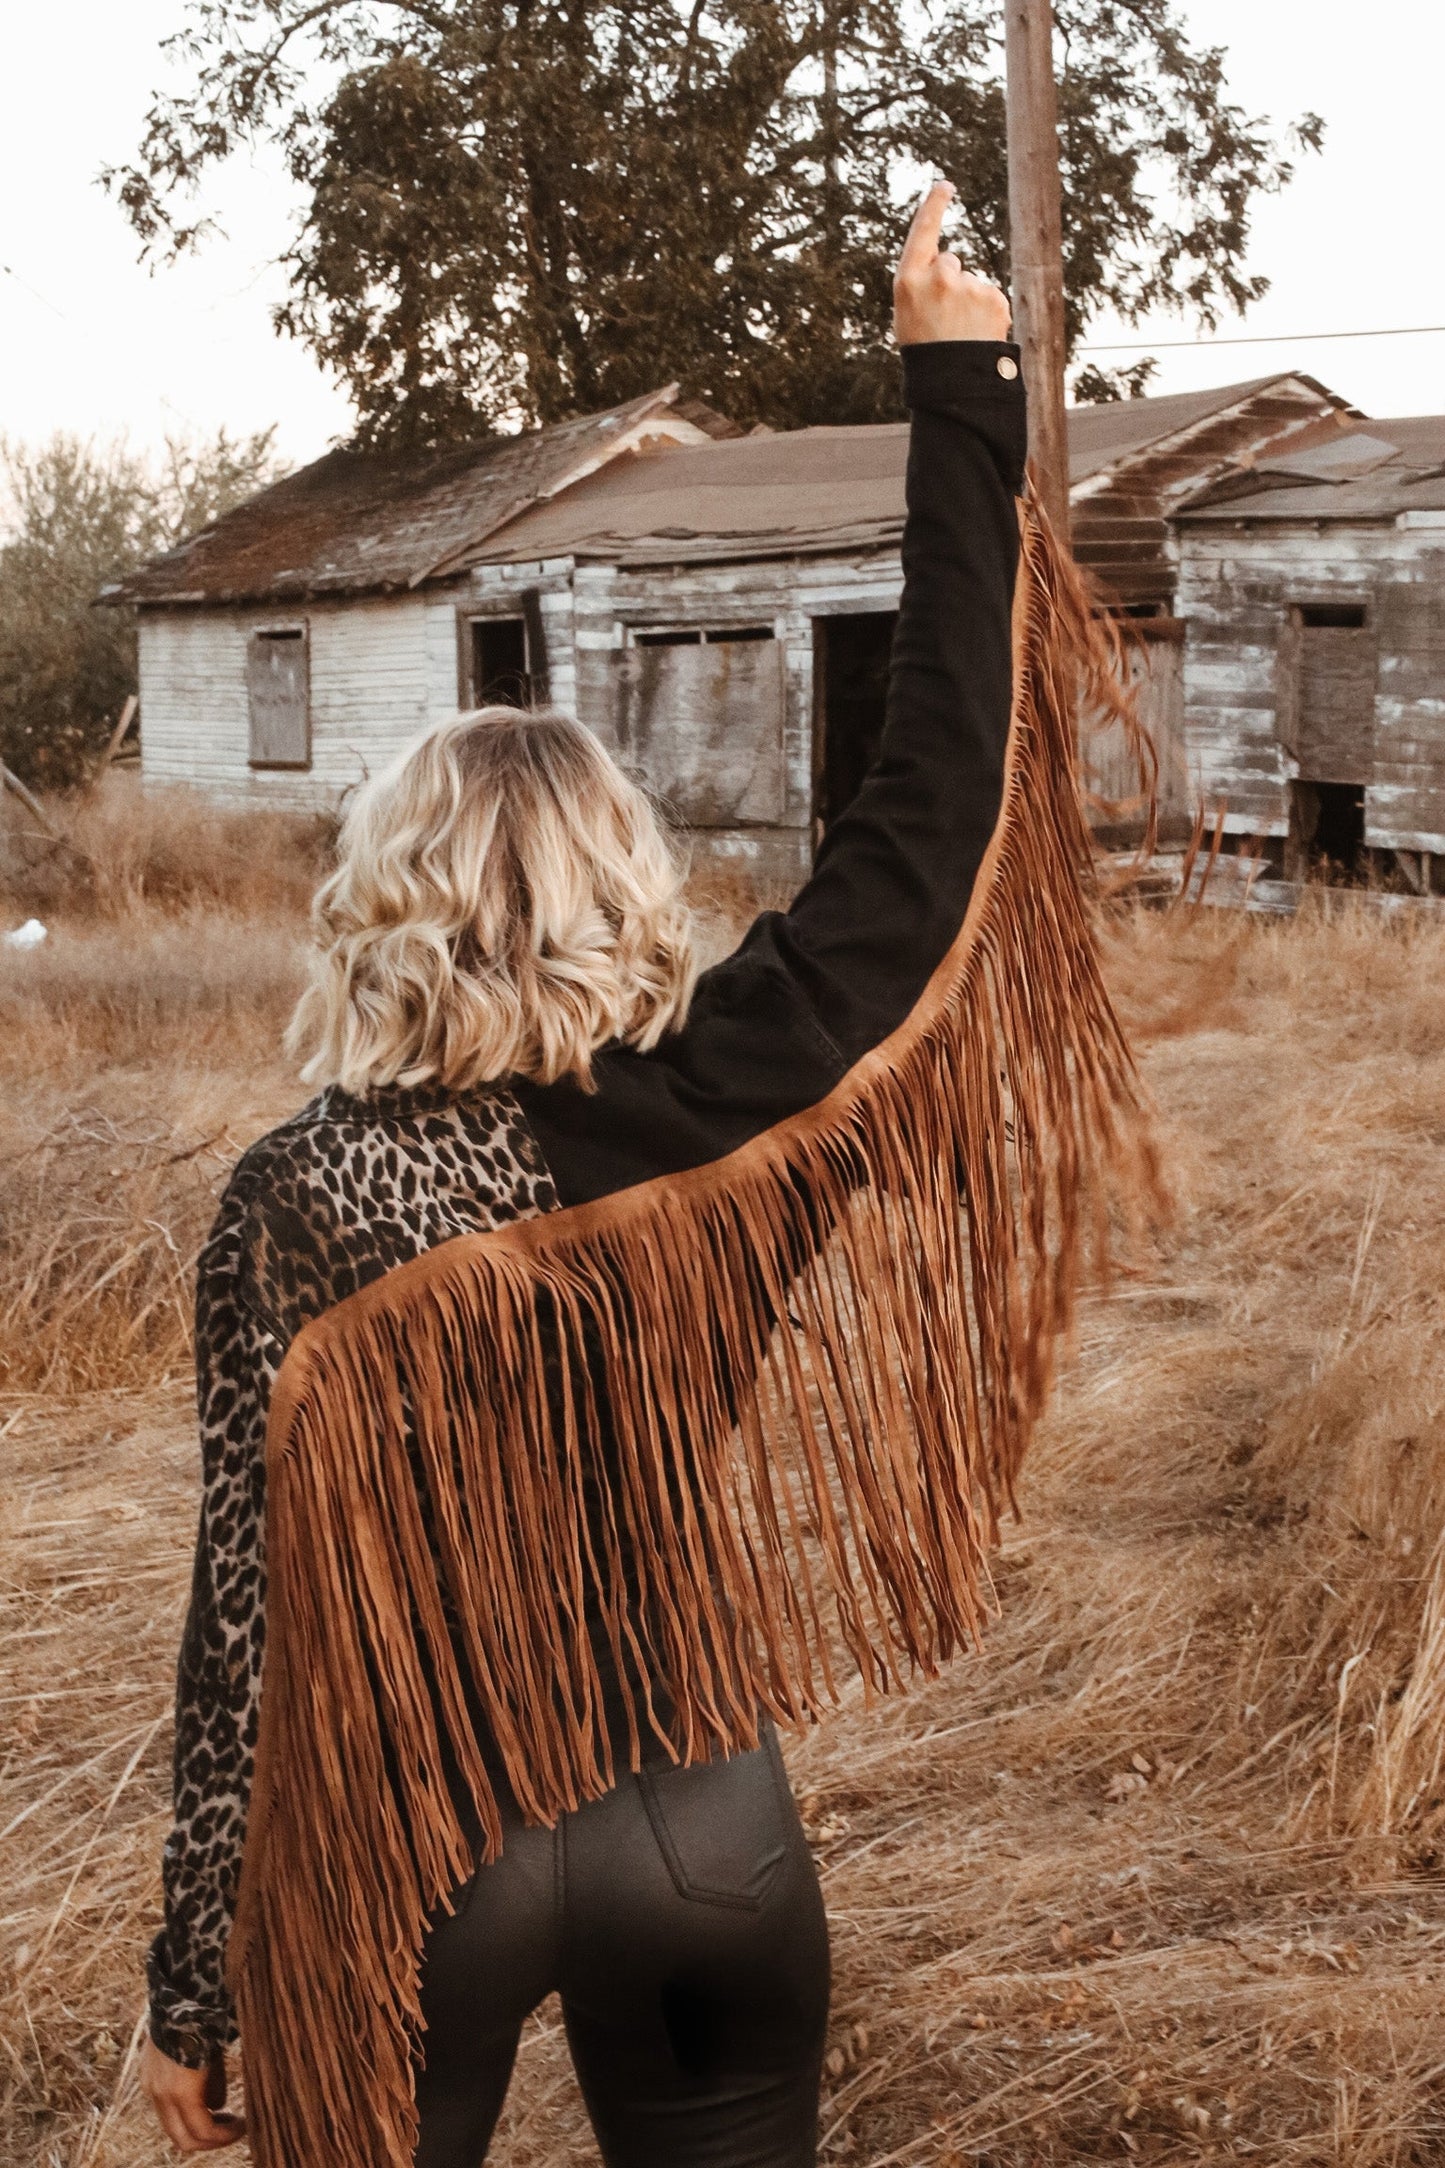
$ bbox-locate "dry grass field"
[3,788,1445,2167]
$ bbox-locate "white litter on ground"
[3,919,48,950]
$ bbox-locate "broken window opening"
[1297,603,1368,631]
[631,625,775,648]
[470,617,531,708]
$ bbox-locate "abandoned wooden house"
[103,383,737,802]
[1173,416,1445,885]
[110,367,1365,876]
[1066,373,1361,829]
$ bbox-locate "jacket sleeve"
[768,339,1025,1061]
[513,339,1027,1206]
[147,1202,280,2067]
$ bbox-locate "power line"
[1080,321,1445,353]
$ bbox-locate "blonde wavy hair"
[288,707,698,1096]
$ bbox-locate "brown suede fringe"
[226,503,1163,2166]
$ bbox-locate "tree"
[0,428,283,789]
[108,0,1321,446]
[1071,355,1160,405]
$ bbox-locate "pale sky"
[2,0,1441,470]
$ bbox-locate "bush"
[0,428,283,790]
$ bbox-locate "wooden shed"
[1068,373,1359,614]
[1067,374,1360,835]
[104,386,734,806]
[111,370,1360,877]
[1173,418,1445,884]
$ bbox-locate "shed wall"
[140,594,434,806]
[449,550,911,885]
[1177,521,1445,849]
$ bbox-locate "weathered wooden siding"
[1082,623,1191,835]
[1177,521,1445,848]
[140,593,434,805]
[567,551,904,882]
[1073,381,1345,612]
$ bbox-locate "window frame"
[456,591,550,708]
[622,622,778,649]
[246,622,312,772]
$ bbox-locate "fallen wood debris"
[1101,849,1445,921]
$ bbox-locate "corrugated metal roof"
[104,388,716,607]
[1177,416,1445,522]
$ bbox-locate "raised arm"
[774,182,1023,1061]
[514,183,1028,1205]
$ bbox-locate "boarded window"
[247,628,310,769]
[1282,602,1377,786]
[1083,619,1189,840]
[607,635,785,826]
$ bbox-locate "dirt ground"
[3,800,1444,2165]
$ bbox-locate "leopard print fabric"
[147,1083,558,2067]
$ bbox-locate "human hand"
[893,180,1012,347]
[141,2038,246,2154]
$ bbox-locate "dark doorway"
[813,612,897,834]
[1289,779,1365,878]
[471,616,530,707]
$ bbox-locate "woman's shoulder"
[198,1082,557,1348]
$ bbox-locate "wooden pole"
[0,759,59,838]
[1004,0,1071,540]
[90,693,139,789]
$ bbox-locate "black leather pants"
[412,1727,830,2168]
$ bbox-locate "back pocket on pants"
[640,1736,792,1910]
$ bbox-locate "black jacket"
[516,339,1027,1202]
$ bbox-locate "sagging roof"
[104,388,736,608]
[1066,373,1352,484]
[1177,415,1445,523]
[109,369,1376,606]
[466,422,912,567]
[470,375,1354,571]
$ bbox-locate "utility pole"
[1003,0,1071,540]
[821,6,843,265]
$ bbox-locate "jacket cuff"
[901,341,1028,497]
[147,1935,236,2069]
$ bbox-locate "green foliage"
[0,429,283,789]
[107,1,1322,447]
[1071,356,1161,405]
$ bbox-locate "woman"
[141,184,1121,2165]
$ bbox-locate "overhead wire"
[1079,322,1445,353]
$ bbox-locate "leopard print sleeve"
[146,1084,559,2065]
[147,1193,280,2068]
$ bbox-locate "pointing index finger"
[899,180,955,272]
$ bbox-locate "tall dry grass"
[3,821,1445,2164]
[0,786,324,1393]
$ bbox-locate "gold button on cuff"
[996,355,1020,381]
